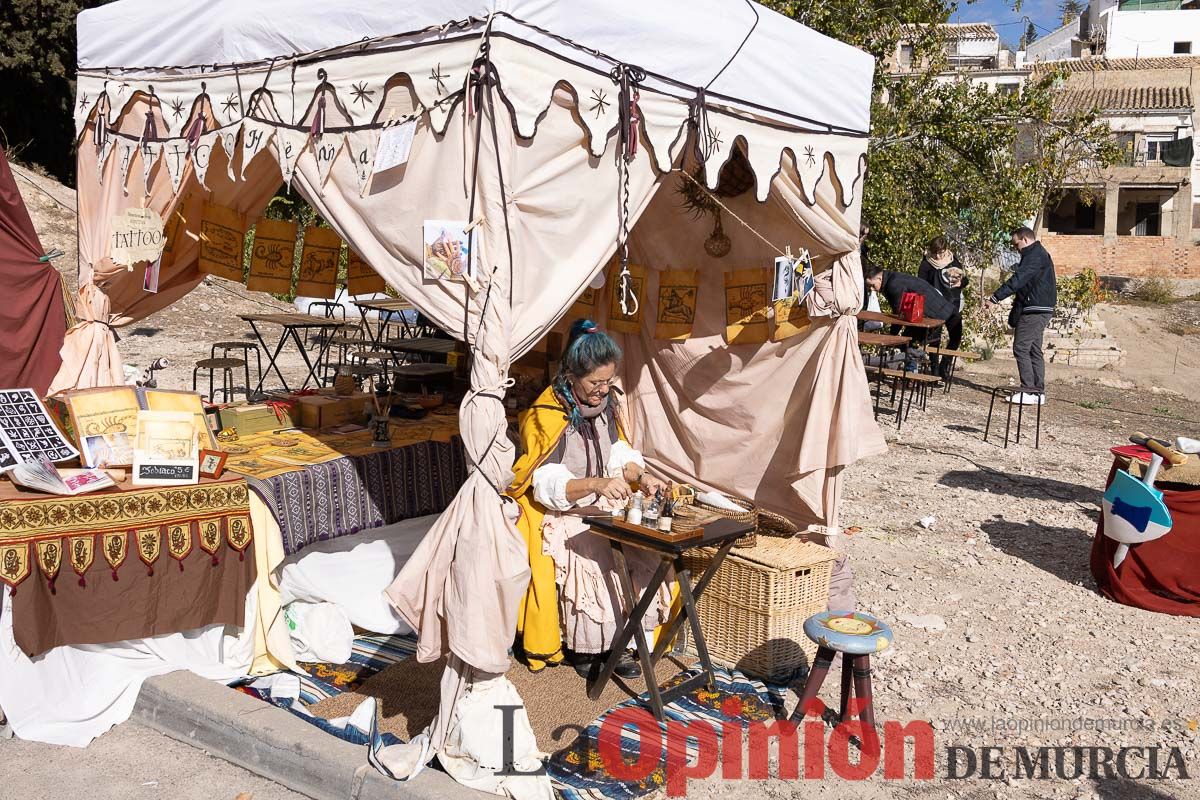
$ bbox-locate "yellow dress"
[507,385,633,672]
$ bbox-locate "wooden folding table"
[582,516,754,721]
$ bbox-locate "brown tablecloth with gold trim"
[0,478,255,657]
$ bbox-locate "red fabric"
[1090,457,1200,617]
[0,146,66,395]
[899,291,924,323]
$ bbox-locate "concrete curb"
[132,670,484,800]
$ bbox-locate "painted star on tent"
[350,81,374,107]
[708,128,724,154]
[169,98,185,120]
[77,93,89,111]
[589,89,610,119]
[803,145,817,167]
[221,93,239,117]
[429,64,449,95]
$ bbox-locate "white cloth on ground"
[0,583,255,747]
[276,514,439,635]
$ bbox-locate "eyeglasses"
[578,377,617,389]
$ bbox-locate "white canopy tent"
[62,1,885,793]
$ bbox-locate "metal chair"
[192,357,248,403]
[304,301,347,346]
[211,341,262,400]
[985,386,1044,449]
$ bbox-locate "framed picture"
[198,449,228,479]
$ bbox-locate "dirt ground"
[11,166,1200,800]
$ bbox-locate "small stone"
[899,613,946,631]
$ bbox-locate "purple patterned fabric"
[248,438,468,555]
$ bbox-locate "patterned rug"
[236,636,789,800]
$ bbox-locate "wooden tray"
[584,515,753,554]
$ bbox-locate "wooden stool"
[392,362,455,393]
[794,611,893,755]
[350,350,397,382]
[192,357,248,403]
[211,341,262,399]
[984,386,1044,449]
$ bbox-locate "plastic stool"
[984,386,1044,449]
[211,342,262,399]
[193,357,248,403]
[793,611,893,756]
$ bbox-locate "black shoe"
[572,658,594,679]
[614,651,642,679]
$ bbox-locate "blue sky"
[951,0,1068,47]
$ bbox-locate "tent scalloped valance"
[75,34,868,206]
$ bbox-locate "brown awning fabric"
[0,146,66,395]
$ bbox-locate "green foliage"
[1060,0,1085,24]
[0,1,115,180]
[1125,277,1177,304]
[1057,267,1107,312]
[1024,21,1038,46]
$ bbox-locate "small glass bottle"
[644,488,662,527]
[625,491,644,526]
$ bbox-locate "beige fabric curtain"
[51,96,283,393]
[613,150,885,528]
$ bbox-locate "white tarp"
[76,0,873,134]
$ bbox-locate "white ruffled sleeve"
[606,440,645,479]
[531,462,577,511]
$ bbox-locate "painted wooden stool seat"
[792,610,893,756]
[803,610,893,655]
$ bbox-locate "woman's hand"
[639,472,668,495]
[593,476,632,502]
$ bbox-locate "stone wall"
[1041,234,1200,279]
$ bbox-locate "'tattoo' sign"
[110,207,167,268]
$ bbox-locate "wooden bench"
[865,367,941,430]
[925,346,981,393]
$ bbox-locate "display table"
[0,477,255,657]
[1090,452,1200,617]
[582,516,754,721]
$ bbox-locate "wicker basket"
[682,539,837,681]
[694,496,758,547]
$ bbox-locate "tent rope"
[673,168,788,259]
[611,64,645,318]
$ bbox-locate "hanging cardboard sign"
[772,297,811,342]
[296,226,341,298]
[569,286,597,320]
[724,268,771,345]
[606,262,646,336]
[372,120,416,174]
[247,218,298,294]
[656,269,700,341]
[161,207,185,259]
[347,247,386,295]
[110,207,167,268]
[199,203,245,281]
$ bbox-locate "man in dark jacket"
[984,226,1057,404]
[864,264,955,371]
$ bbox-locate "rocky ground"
[11,164,1200,800]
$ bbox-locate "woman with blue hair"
[508,320,670,678]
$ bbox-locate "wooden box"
[219,403,293,435]
[295,393,369,430]
[682,538,836,681]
